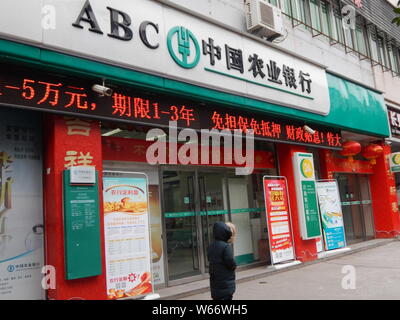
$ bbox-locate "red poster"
[263,178,295,264]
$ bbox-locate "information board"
[63,170,102,280]
[316,180,346,251]
[263,177,295,264]
[293,153,322,240]
[103,172,153,300]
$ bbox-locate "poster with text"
[293,153,322,240]
[263,178,295,264]
[0,109,44,300]
[103,175,153,299]
[316,181,346,251]
[148,184,165,286]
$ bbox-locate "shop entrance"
[162,166,271,284]
[335,174,375,244]
[162,168,229,282]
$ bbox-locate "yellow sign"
[300,159,314,179]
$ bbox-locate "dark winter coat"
[207,221,237,300]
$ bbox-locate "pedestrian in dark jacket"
[207,221,237,300]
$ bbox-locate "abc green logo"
[392,154,400,165]
[300,159,314,179]
[167,26,200,69]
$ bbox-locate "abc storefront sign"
[0,0,330,116]
[292,153,322,240]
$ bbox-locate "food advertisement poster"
[103,175,153,299]
[148,185,164,286]
[293,153,322,240]
[316,181,346,251]
[263,178,295,264]
[0,109,44,300]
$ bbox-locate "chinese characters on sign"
[263,178,295,264]
[388,107,400,140]
[202,37,313,96]
[0,66,341,148]
[103,174,153,299]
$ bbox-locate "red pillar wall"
[276,143,318,262]
[369,144,400,238]
[319,146,400,239]
[43,115,107,300]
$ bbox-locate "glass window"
[332,7,345,44]
[320,0,332,36]
[344,27,354,49]
[377,35,390,68]
[355,23,367,56]
[388,43,399,74]
[368,27,379,62]
[267,0,279,6]
[282,0,307,25]
[310,0,322,32]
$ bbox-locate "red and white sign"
[263,178,295,264]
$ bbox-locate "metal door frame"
[161,165,231,286]
[334,173,375,243]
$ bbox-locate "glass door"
[359,175,375,239]
[162,169,201,281]
[162,167,230,282]
[198,171,230,271]
[335,173,375,244]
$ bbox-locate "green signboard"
[293,152,322,240]
[301,180,321,238]
[63,170,102,280]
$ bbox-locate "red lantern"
[361,143,384,165]
[339,140,362,162]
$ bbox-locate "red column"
[369,144,400,238]
[276,143,318,262]
[43,115,106,300]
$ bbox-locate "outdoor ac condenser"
[245,0,284,41]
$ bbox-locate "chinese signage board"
[292,153,322,240]
[316,181,346,251]
[388,107,400,140]
[70,166,96,184]
[63,170,102,280]
[389,152,400,173]
[0,0,330,116]
[103,173,153,299]
[0,108,45,299]
[263,177,295,264]
[0,65,341,149]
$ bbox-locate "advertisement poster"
[0,109,44,300]
[103,175,153,299]
[148,184,165,286]
[263,178,295,264]
[389,152,400,173]
[316,181,346,251]
[293,153,322,240]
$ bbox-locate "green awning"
[0,39,390,137]
[324,73,389,137]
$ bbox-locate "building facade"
[0,0,399,300]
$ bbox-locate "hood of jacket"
[213,221,232,242]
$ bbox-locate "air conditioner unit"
[245,0,284,41]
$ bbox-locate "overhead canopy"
[0,39,390,138]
